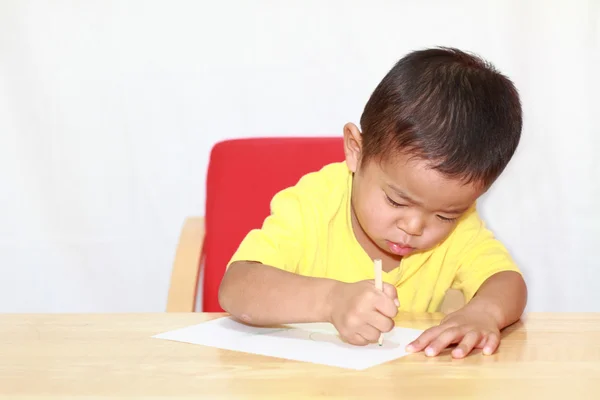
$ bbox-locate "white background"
[1,1,598,313]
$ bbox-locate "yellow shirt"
[228,162,520,312]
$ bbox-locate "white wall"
[1,0,598,313]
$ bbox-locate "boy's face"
[343,123,484,259]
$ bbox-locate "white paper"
[153,317,424,370]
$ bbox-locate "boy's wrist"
[319,279,342,324]
[465,297,506,329]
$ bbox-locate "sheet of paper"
[152,317,424,370]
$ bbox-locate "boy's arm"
[217,175,340,325]
[407,210,527,358]
[407,271,526,358]
[463,270,527,330]
[217,181,326,325]
[218,261,337,325]
[219,260,400,345]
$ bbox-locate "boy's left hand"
[406,308,500,358]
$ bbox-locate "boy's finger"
[452,330,482,359]
[368,312,395,333]
[374,295,399,318]
[358,324,382,343]
[424,326,465,356]
[342,332,369,346]
[477,335,488,348]
[482,332,501,355]
[406,325,445,352]
[381,283,400,305]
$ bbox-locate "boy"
[218,47,527,359]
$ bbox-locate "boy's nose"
[397,215,424,237]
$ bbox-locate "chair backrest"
[203,137,345,311]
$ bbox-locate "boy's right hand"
[327,280,400,346]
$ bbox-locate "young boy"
[218,47,527,359]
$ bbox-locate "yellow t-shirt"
[228,162,520,312]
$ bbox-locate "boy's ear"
[343,123,362,173]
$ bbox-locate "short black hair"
[359,47,522,187]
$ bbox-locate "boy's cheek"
[421,225,456,248]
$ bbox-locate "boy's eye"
[385,194,406,208]
[437,215,458,223]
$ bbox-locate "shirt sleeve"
[227,186,307,273]
[450,210,522,302]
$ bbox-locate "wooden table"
[0,312,599,399]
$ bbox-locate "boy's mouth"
[385,240,414,256]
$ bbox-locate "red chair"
[166,137,345,312]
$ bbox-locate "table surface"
[1,312,599,399]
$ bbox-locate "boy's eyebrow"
[387,184,469,214]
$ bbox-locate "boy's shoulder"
[293,161,349,192]
[269,161,350,216]
[277,161,349,199]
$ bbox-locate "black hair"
[360,47,522,187]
